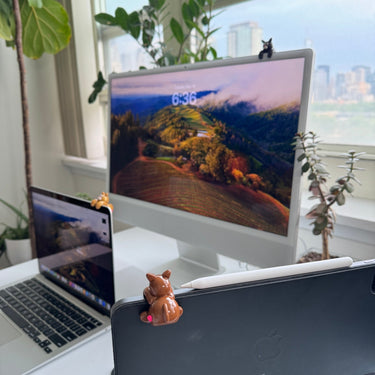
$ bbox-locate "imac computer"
[107,49,314,284]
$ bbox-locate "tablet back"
[111,262,375,375]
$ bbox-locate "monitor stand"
[150,240,222,289]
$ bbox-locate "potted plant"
[293,131,365,261]
[0,0,71,258]
[0,197,30,265]
[89,0,221,102]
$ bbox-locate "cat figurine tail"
[140,270,183,326]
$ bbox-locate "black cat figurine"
[258,38,273,59]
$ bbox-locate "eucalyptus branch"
[293,131,365,260]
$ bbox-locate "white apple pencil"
[180,257,353,289]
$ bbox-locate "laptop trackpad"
[0,315,22,346]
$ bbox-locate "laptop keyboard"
[0,278,103,354]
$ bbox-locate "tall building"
[227,22,263,57]
[335,67,373,101]
[313,65,331,101]
[317,65,330,85]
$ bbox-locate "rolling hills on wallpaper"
[109,59,305,236]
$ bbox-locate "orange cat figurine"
[90,192,113,211]
[140,270,183,326]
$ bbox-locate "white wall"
[0,42,76,225]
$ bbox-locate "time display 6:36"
[172,92,197,106]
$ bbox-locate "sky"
[33,193,110,244]
[211,0,375,75]
[105,0,375,75]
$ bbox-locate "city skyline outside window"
[211,0,375,146]
[100,0,375,146]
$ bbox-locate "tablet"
[111,260,375,375]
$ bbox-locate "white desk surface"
[0,227,186,375]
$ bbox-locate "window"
[209,0,375,147]
[95,0,152,75]
[60,0,373,262]
[94,0,375,147]
[69,0,372,201]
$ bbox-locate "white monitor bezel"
[106,49,314,268]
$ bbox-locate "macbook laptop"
[111,260,375,375]
[0,186,115,375]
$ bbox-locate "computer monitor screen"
[108,50,313,276]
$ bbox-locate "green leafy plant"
[0,0,71,258]
[293,131,365,260]
[0,0,71,58]
[89,0,221,103]
[0,197,29,258]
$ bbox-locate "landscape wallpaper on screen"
[110,58,305,236]
[33,193,114,304]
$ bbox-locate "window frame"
[63,0,374,200]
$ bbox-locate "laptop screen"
[30,187,115,315]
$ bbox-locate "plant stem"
[321,228,329,260]
[13,0,36,258]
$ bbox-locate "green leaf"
[28,0,43,8]
[312,227,322,235]
[315,203,327,215]
[21,0,71,59]
[0,0,12,16]
[0,12,13,41]
[88,71,107,104]
[194,25,205,38]
[308,172,316,180]
[182,3,194,29]
[297,153,306,162]
[128,11,141,39]
[170,17,184,44]
[329,184,341,194]
[206,27,221,38]
[336,192,346,206]
[202,15,209,25]
[149,0,166,11]
[314,215,328,229]
[142,19,154,47]
[209,46,217,59]
[0,198,29,224]
[302,162,310,173]
[115,8,129,31]
[95,12,117,26]
[188,0,200,18]
[180,52,191,64]
[0,0,14,41]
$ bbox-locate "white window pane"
[211,0,375,146]
[104,34,155,74]
[104,0,148,14]
[98,0,163,74]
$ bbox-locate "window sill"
[300,192,375,246]
[62,155,107,180]
[62,156,375,245]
